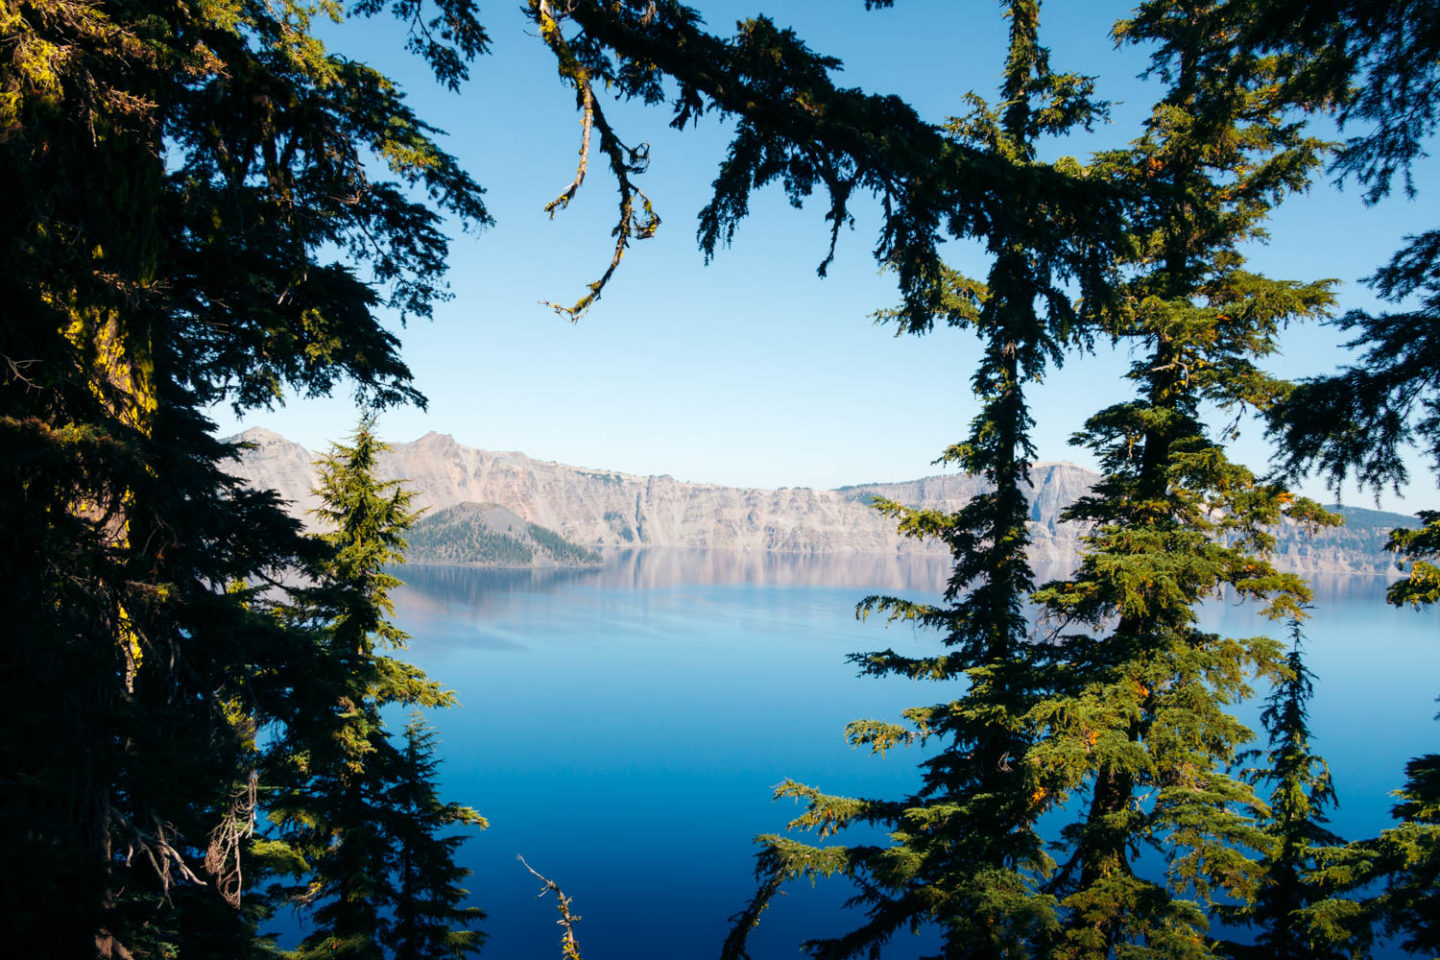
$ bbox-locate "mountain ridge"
[229,428,1412,576]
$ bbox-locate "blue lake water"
[347,551,1436,958]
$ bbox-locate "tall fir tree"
[1239,3,1440,951]
[1026,1,1339,955]
[721,3,1112,957]
[0,0,489,953]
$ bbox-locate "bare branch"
[112,806,205,903]
[518,855,585,960]
[204,771,258,908]
[546,79,593,217]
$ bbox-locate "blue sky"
[214,0,1440,511]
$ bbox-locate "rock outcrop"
[228,428,1411,576]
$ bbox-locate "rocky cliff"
[229,428,1411,576]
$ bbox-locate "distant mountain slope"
[407,502,601,568]
[229,428,1414,576]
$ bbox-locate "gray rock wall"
[228,428,1408,576]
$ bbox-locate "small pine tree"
[1374,745,1440,956]
[1228,617,1349,960]
[383,712,488,960]
[1244,5,1440,951]
[266,416,476,958]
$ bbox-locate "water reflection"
[402,548,959,601]
[397,550,1422,633]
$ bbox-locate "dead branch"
[546,78,593,217]
[112,806,205,903]
[518,855,584,960]
[204,770,258,907]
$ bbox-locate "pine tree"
[1026,2,1340,954]
[383,712,489,960]
[0,0,490,952]
[1241,3,1440,951]
[1228,617,1351,960]
[267,418,472,959]
[721,3,1110,957]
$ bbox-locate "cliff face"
[228,428,1410,576]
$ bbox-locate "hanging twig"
[546,79,593,217]
[530,1,660,322]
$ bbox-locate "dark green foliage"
[1297,734,1440,957]
[719,2,1360,956]
[1270,281,1440,502]
[0,0,489,950]
[7,0,1437,955]
[721,4,1107,957]
[1226,618,1351,960]
[383,713,489,960]
[1022,2,1343,955]
[1387,512,1440,607]
[265,421,484,959]
[1223,0,1440,204]
[1255,0,1440,605]
[1251,4,1440,953]
[6,0,1126,940]
[523,0,1125,322]
[250,422,489,959]
[1378,748,1440,955]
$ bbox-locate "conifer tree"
[1025,1,1339,954]
[383,712,489,960]
[1238,3,1440,951]
[721,3,1110,956]
[0,0,490,952]
[1228,617,1351,960]
[267,419,481,959]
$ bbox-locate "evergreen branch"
[720,836,855,960]
[846,647,962,681]
[863,497,955,541]
[844,718,920,754]
[774,780,878,836]
[854,596,944,626]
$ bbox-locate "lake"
[367,550,1438,958]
